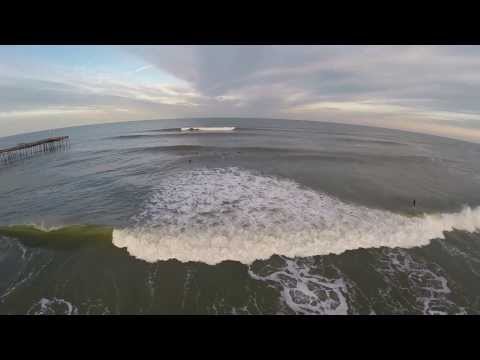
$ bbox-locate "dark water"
[1,118,480,314]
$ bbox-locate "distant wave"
[109,134,164,140]
[143,127,237,133]
[334,136,404,146]
[123,145,318,155]
[3,168,480,265]
[123,145,434,164]
[146,128,181,132]
[107,127,238,140]
[125,145,223,154]
[180,127,236,132]
[109,132,251,141]
[122,145,344,160]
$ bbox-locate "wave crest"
[112,167,480,265]
[180,127,236,132]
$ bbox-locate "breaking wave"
[0,224,113,249]
[112,167,480,265]
[147,127,237,133]
[2,167,480,265]
[180,127,236,132]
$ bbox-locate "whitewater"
[112,167,480,265]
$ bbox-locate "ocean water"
[1,118,480,315]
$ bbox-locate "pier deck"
[0,136,70,164]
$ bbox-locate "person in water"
[413,199,416,208]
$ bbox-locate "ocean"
[1,117,480,315]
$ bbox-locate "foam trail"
[375,248,467,315]
[249,257,351,314]
[27,298,78,315]
[112,167,480,265]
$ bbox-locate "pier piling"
[0,136,70,165]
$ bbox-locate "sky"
[2,45,480,142]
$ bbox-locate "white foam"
[27,297,78,315]
[112,167,480,265]
[376,249,466,315]
[249,257,351,314]
[180,127,236,132]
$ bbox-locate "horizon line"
[1,116,478,146]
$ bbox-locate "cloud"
[0,106,104,118]
[4,45,480,142]
[128,45,480,141]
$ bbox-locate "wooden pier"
[0,136,70,164]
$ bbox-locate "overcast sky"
[2,45,480,142]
